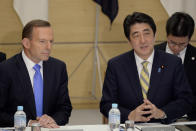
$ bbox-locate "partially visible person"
[0,19,72,128]
[0,52,6,62]
[155,12,196,121]
[100,12,193,124]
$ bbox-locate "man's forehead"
[131,23,152,30]
[168,35,189,42]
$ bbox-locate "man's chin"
[140,51,153,59]
[42,57,49,61]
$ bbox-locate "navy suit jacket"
[155,42,196,120]
[0,53,72,127]
[100,49,192,124]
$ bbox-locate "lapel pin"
[158,65,165,73]
[158,67,161,73]
[191,57,195,61]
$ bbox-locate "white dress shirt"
[22,51,43,88]
[134,49,154,79]
[166,43,186,64]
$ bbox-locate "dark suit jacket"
[0,52,6,62]
[0,53,72,127]
[155,42,196,121]
[100,49,192,124]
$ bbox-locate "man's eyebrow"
[143,28,151,32]
[170,40,186,45]
[132,31,139,36]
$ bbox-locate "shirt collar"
[166,43,187,57]
[134,49,154,65]
[22,50,43,70]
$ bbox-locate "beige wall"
[0,0,196,108]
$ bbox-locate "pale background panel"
[0,0,195,108]
[50,0,96,42]
[0,0,22,44]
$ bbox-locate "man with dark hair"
[0,19,72,128]
[100,12,192,124]
[155,12,196,121]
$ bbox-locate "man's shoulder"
[0,53,21,74]
[154,41,167,50]
[0,51,6,56]
[46,56,66,67]
[155,49,182,63]
[109,50,132,64]
[187,44,196,53]
[0,53,19,65]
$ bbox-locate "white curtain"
[160,0,196,27]
[13,0,48,26]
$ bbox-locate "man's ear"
[22,38,30,49]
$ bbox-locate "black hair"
[123,12,156,41]
[22,19,51,40]
[166,12,195,39]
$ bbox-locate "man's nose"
[46,41,52,49]
[140,34,145,43]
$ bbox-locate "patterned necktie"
[140,61,149,99]
[33,64,43,117]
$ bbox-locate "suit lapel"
[147,51,163,101]
[124,51,143,103]
[184,44,192,68]
[16,53,36,118]
[42,60,50,114]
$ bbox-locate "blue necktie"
[33,64,43,117]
